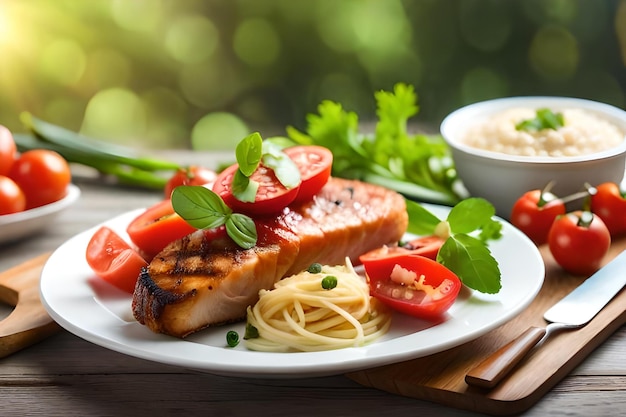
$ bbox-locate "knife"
[465,250,626,389]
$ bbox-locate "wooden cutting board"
[347,237,626,416]
[0,253,60,358]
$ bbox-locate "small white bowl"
[0,184,81,244]
[440,97,626,218]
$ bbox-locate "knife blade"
[465,250,626,389]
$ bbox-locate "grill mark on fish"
[132,178,408,338]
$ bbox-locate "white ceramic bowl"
[0,184,81,244]
[440,97,626,218]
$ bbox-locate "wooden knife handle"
[465,326,546,389]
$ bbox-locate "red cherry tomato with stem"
[548,210,611,276]
[0,125,17,176]
[164,165,217,198]
[510,183,566,245]
[86,226,148,293]
[361,254,462,320]
[8,149,71,209]
[590,182,626,236]
[212,163,300,217]
[283,145,333,204]
[0,175,26,215]
[126,199,197,259]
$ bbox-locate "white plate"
[40,204,544,378]
[0,184,81,245]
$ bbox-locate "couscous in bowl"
[440,97,626,218]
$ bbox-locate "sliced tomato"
[361,254,462,320]
[126,199,197,259]
[283,145,333,204]
[85,226,148,293]
[212,163,300,216]
[164,165,217,198]
[359,236,445,264]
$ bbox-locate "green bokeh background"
[0,0,624,150]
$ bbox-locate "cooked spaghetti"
[244,259,391,352]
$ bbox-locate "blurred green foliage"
[0,0,624,150]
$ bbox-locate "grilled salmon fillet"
[132,177,408,338]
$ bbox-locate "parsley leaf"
[284,83,464,206]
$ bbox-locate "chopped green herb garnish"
[226,330,239,347]
[515,108,565,132]
[307,263,323,274]
[244,323,259,339]
[321,275,338,290]
[171,185,257,249]
[405,198,502,294]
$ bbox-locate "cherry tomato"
[126,199,197,259]
[283,145,333,204]
[0,175,26,215]
[361,254,462,320]
[212,163,300,216]
[510,188,566,245]
[0,125,17,176]
[590,182,626,236]
[164,166,217,198]
[8,149,71,209]
[86,226,148,293]
[359,236,445,264]
[548,211,611,276]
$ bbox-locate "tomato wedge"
[359,236,444,264]
[86,226,148,293]
[361,254,462,320]
[164,165,217,198]
[283,145,333,204]
[126,199,197,259]
[212,163,300,216]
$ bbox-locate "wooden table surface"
[1,151,624,417]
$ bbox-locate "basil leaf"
[447,198,495,234]
[172,185,258,249]
[171,185,230,229]
[236,132,263,177]
[226,213,257,249]
[261,143,301,189]
[232,169,259,202]
[405,199,440,235]
[516,108,565,132]
[437,234,502,294]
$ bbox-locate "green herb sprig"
[281,83,464,206]
[171,132,302,250]
[515,108,565,132]
[171,185,257,249]
[232,132,301,203]
[406,198,503,294]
